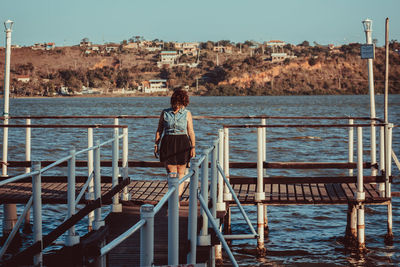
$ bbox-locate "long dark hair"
[170,89,189,110]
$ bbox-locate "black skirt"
[160,134,191,165]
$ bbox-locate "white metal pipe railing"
[211,139,218,219]
[0,130,128,262]
[66,148,80,247]
[101,219,146,256]
[24,118,32,232]
[199,151,210,246]
[217,129,225,212]
[385,124,393,198]
[0,170,39,186]
[140,204,154,267]
[197,193,238,267]
[392,150,400,172]
[121,127,129,200]
[356,127,365,198]
[32,161,42,266]
[0,196,33,258]
[179,170,194,184]
[356,127,366,248]
[379,126,385,195]
[87,127,95,230]
[348,119,354,176]
[223,128,232,201]
[216,164,258,237]
[167,173,179,265]
[187,159,199,264]
[93,140,104,230]
[256,127,265,201]
[112,128,122,213]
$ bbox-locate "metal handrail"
[0,115,383,121]
[392,151,400,172]
[0,196,33,258]
[0,170,39,186]
[198,192,238,267]
[216,164,258,236]
[101,219,146,256]
[0,132,128,187]
[223,123,387,129]
[154,187,175,214]
[0,131,128,262]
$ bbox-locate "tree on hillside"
[298,40,310,47]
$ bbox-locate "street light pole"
[2,20,17,236]
[362,18,377,176]
[2,20,13,176]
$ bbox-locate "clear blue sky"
[1,0,399,47]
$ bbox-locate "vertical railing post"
[211,141,218,219]
[223,128,232,201]
[261,118,266,169]
[168,172,179,265]
[32,161,42,266]
[379,125,385,195]
[112,126,122,213]
[385,124,393,196]
[140,204,154,267]
[87,127,95,231]
[261,119,269,235]
[216,129,225,212]
[371,121,377,177]
[199,152,210,246]
[210,140,218,267]
[215,130,224,263]
[23,118,32,232]
[256,126,266,254]
[385,124,393,242]
[93,140,104,230]
[256,127,265,202]
[187,159,199,264]
[348,119,354,176]
[66,148,80,246]
[356,127,366,251]
[121,127,130,201]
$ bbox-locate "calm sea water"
[1,95,399,266]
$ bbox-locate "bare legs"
[166,164,187,195]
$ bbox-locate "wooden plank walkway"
[0,178,390,205]
[105,205,209,266]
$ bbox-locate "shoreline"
[3,93,396,99]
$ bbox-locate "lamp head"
[362,19,372,32]
[4,20,14,32]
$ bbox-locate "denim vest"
[163,107,188,135]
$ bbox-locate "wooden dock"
[0,177,390,205]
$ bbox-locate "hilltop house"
[32,43,55,50]
[139,80,169,93]
[174,42,199,56]
[16,75,30,83]
[157,51,179,67]
[213,46,233,53]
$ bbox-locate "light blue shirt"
[163,107,189,135]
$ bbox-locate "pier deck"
[0,177,390,205]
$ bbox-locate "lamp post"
[2,20,13,176]
[2,20,17,236]
[362,18,377,176]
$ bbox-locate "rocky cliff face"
[1,44,399,96]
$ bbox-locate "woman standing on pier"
[154,89,196,194]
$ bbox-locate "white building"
[158,51,179,67]
[140,80,169,93]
